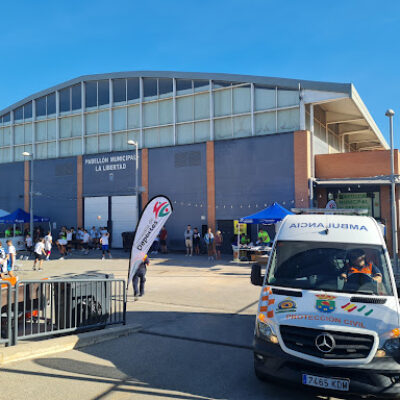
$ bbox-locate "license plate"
[302,374,349,391]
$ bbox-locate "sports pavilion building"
[0,71,398,252]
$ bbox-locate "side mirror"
[251,263,264,286]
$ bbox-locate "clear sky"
[1,0,399,146]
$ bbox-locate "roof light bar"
[291,208,369,216]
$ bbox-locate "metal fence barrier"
[0,279,126,346]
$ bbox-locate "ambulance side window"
[266,247,277,284]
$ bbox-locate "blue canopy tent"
[0,208,50,224]
[239,202,293,224]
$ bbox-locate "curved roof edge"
[0,71,351,116]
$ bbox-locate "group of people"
[184,225,223,261]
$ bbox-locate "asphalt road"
[0,250,333,400]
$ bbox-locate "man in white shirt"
[33,238,46,271]
[100,232,112,260]
[44,231,53,261]
[82,229,90,255]
[6,239,16,277]
[0,242,7,279]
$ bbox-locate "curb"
[0,324,141,365]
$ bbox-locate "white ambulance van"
[251,211,400,398]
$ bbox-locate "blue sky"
[1,0,399,146]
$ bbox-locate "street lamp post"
[127,140,139,224]
[386,109,398,271]
[22,151,34,241]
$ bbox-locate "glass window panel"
[127,78,139,102]
[194,93,209,120]
[194,80,209,93]
[233,86,251,114]
[159,125,174,147]
[48,141,56,158]
[71,115,82,137]
[278,90,299,107]
[255,111,276,135]
[214,118,232,140]
[144,127,159,148]
[60,117,72,138]
[36,97,46,117]
[113,79,126,103]
[214,89,231,117]
[277,108,299,131]
[3,113,10,123]
[98,134,109,152]
[213,81,231,89]
[15,125,24,144]
[47,93,56,115]
[176,79,192,95]
[71,138,82,156]
[158,78,173,98]
[143,102,158,127]
[113,108,127,131]
[127,130,140,147]
[177,96,194,123]
[36,121,47,141]
[98,80,109,106]
[98,110,109,133]
[85,136,98,154]
[194,121,210,142]
[14,146,25,162]
[159,99,173,125]
[60,87,71,112]
[255,86,275,111]
[71,84,81,110]
[85,112,97,135]
[36,143,47,159]
[85,81,97,108]
[24,102,32,119]
[24,123,33,143]
[14,107,23,121]
[127,105,140,129]
[0,148,12,163]
[48,119,56,140]
[143,78,157,100]
[0,128,3,146]
[3,127,11,145]
[113,131,127,151]
[233,115,251,138]
[177,123,194,145]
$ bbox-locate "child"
[33,238,46,271]
[6,239,16,277]
[82,229,90,255]
[0,241,6,279]
[44,231,53,261]
[100,231,112,260]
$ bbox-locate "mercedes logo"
[315,333,336,353]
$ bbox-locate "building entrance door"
[111,196,137,248]
[217,220,234,254]
[84,196,109,230]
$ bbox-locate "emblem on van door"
[276,298,297,314]
[315,333,336,353]
[315,295,336,313]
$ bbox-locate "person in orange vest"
[341,249,382,283]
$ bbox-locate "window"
[194,121,209,142]
[113,108,127,131]
[233,86,251,114]
[24,102,32,119]
[177,96,194,122]
[214,89,231,117]
[213,81,231,89]
[113,79,126,103]
[177,123,194,145]
[60,87,70,112]
[194,80,209,92]
[255,112,276,135]
[159,99,173,125]
[71,84,81,110]
[233,115,251,138]
[36,97,46,117]
[14,107,23,121]
[214,118,232,140]
[127,105,140,129]
[277,108,299,131]
[47,93,56,115]
[255,85,275,111]
[176,79,192,95]
[143,78,157,100]
[2,113,10,123]
[98,80,109,106]
[278,90,299,107]
[127,78,139,101]
[158,78,173,98]
[194,93,209,120]
[85,81,97,108]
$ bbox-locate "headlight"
[257,320,278,344]
[383,338,400,354]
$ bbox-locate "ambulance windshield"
[266,241,393,296]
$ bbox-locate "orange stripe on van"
[268,299,275,305]
[267,311,274,318]
[260,306,268,312]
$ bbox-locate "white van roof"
[278,214,384,246]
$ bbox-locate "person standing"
[66,228,73,254]
[159,227,168,254]
[25,233,33,254]
[184,225,193,256]
[215,230,223,260]
[133,255,149,298]
[0,242,7,279]
[44,231,53,260]
[204,228,215,261]
[257,228,271,246]
[193,228,201,255]
[6,239,16,277]
[100,231,112,260]
[33,238,46,271]
[82,229,90,255]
